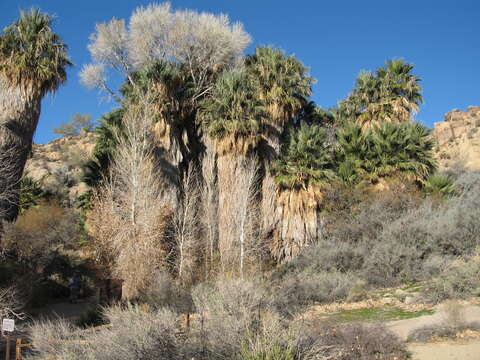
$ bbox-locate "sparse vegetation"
[0,3,479,360]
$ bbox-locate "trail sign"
[2,318,14,332]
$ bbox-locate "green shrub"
[423,173,456,197]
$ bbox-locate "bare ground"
[387,304,480,360]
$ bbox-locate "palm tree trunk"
[271,187,323,262]
[217,152,240,273]
[0,82,41,221]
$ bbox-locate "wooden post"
[5,336,10,360]
[15,339,21,360]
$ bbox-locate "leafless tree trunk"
[200,138,218,278]
[217,154,261,277]
[173,165,202,286]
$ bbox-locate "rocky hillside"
[24,131,96,205]
[432,106,480,171]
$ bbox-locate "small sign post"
[2,319,15,360]
[2,319,14,333]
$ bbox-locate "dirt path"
[387,304,480,360]
[408,341,480,360]
[388,304,480,341]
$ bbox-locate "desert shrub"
[281,238,365,275]
[139,272,194,314]
[29,305,180,360]
[407,325,456,342]
[333,323,408,359]
[325,182,421,244]
[407,301,480,342]
[239,343,296,360]
[190,278,268,358]
[282,172,480,291]
[424,252,480,302]
[306,322,408,360]
[236,312,317,360]
[1,203,85,306]
[75,305,105,328]
[274,271,357,314]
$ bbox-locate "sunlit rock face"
[432,106,480,171]
[24,131,96,205]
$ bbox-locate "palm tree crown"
[273,123,336,190]
[246,46,314,129]
[199,69,265,154]
[336,121,437,185]
[0,8,72,95]
[339,59,422,128]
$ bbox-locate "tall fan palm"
[199,69,265,155]
[0,9,72,220]
[339,59,422,128]
[245,46,314,154]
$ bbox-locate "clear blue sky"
[1,0,479,144]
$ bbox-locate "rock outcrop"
[24,131,96,205]
[432,106,480,171]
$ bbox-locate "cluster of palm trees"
[273,59,436,193]
[0,7,440,269]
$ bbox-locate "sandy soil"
[408,341,480,360]
[387,304,480,360]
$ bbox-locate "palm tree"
[199,69,264,155]
[335,123,369,185]
[245,46,314,155]
[339,59,422,128]
[273,123,336,190]
[270,123,335,261]
[424,173,456,198]
[83,108,125,187]
[198,69,265,273]
[0,8,72,220]
[335,121,436,186]
[367,122,436,182]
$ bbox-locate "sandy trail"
[387,304,480,360]
[408,342,480,360]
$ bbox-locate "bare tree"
[200,143,218,278]
[217,155,261,277]
[88,95,173,299]
[172,165,202,286]
[80,2,250,100]
[0,287,25,320]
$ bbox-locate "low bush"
[140,272,194,314]
[279,171,480,292]
[75,305,105,328]
[29,305,180,360]
[424,252,480,302]
[274,271,358,315]
[407,321,480,343]
[308,322,409,360]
